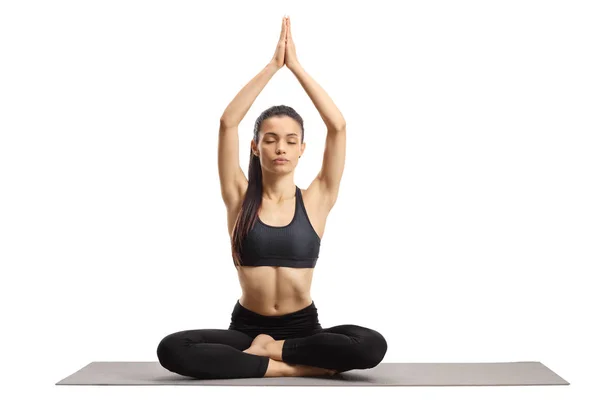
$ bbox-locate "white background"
[1,0,598,399]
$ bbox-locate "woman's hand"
[270,16,287,70]
[284,16,300,70]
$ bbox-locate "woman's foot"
[287,363,338,377]
[243,333,275,357]
[247,334,338,378]
[264,359,337,377]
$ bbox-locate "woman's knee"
[156,332,181,371]
[156,330,202,372]
[353,326,388,368]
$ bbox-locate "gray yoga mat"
[56,361,569,386]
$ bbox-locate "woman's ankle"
[262,358,336,378]
[263,358,293,377]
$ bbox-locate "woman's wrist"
[267,61,282,73]
[287,62,302,74]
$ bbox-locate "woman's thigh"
[282,323,388,371]
[319,324,388,356]
[157,328,254,353]
[156,328,269,379]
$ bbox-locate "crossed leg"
[244,334,337,376]
[157,328,340,379]
[243,324,388,374]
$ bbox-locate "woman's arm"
[284,17,346,209]
[288,62,346,209]
[218,62,279,210]
[219,62,279,127]
[285,18,346,209]
[218,18,287,210]
[284,17,346,130]
[220,17,288,127]
[288,64,346,130]
[293,62,347,209]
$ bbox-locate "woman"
[156,16,387,379]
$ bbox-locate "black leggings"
[156,299,388,379]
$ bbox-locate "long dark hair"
[231,105,305,267]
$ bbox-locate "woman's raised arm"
[218,17,287,210]
[284,16,346,209]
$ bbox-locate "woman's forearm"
[289,64,346,130]
[220,62,279,127]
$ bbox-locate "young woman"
[156,16,387,379]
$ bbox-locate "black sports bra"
[237,186,321,268]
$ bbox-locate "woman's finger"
[287,17,292,40]
[280,16,286,40]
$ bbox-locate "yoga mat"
[56,361,569,386]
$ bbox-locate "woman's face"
[253,116,305,172]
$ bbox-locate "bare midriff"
[235,265,315,316]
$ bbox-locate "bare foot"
[288,364,338,377]
[245,335,338,378]
[243,333,275,357]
